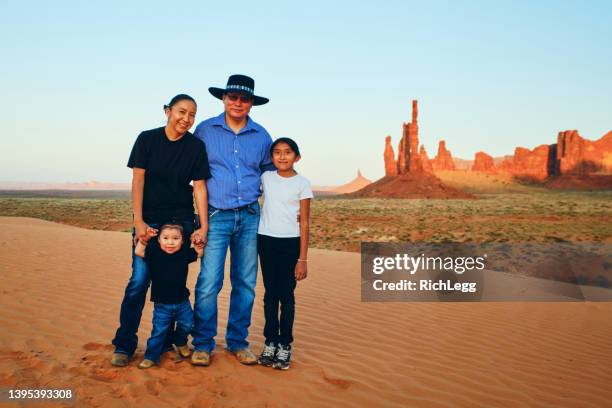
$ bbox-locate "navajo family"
[110,75,313,371]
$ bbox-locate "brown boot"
[231,348,257,365]
[138,359,155,369]
[110,352,129,367]
[191,350,211,366]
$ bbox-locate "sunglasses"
[226,94,253,103]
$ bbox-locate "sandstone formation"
[469,131,612,184]
[472,152,494,172]
[431,140,455,171]
[376,100,611,193]
[362,100,475,199]
[495,144,553,181]
[556,130,612,175]
[384,136,398,176]
[385,100,425,175]
[405,100,421,173]
[419,145,433,172]
[333,169,372,194]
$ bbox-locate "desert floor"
[1,217,612,407]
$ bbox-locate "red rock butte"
[431,140,456,172]
[384,102,612,189]
[353,100,473,199]
[470,130,612,188]
[358,100,611,197]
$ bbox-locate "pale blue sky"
[1,0,610,185]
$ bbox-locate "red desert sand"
[1,217,612,407]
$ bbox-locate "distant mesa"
[333,169,372,194]
[468,130,612,188]
[0,181,130,190]
[452,157,474,171]
[556,130,612,176]
[312,170,372,196]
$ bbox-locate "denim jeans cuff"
[226,343,249,352]
[144,355,160,364]
[113,349,131,357]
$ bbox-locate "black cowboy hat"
[208,74,269,106]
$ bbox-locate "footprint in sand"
[82,342,114,351]
[323,375,353,389]
[320,368,353,389]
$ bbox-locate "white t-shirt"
[258,170,313,238]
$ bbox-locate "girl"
[257,137,313,370]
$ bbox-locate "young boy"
[135,223,203,369]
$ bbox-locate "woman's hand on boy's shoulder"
[295,261,308,281]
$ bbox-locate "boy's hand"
[191,228,208,248]
[134,241,146,258]
[145,227,158,239]
[192,243,205,259]
[295,261,308,281]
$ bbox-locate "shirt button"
[235,165,239,168]
[238,196,242,200]
[238,181,241,184]
[234,150,238,153]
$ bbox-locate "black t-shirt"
[127,127,211,223]
[144,240,198,304]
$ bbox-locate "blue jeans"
[192,202,259,353]
[112,219,195,357]
[144,300,193,363]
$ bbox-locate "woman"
[111,94,210,367]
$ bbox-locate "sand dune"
[1,217,612,407]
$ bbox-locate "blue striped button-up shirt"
[193,113,275,210]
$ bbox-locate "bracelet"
[297,259,308,262]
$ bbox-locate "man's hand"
[295,261,308,281]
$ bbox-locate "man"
[191,74,274,366]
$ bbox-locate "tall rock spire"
[384,135,398,176]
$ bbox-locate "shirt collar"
[212,112,256,135]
